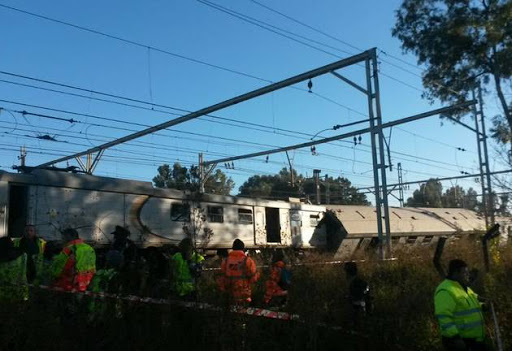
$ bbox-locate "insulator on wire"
[353,136,357,145]
[231,162,234,169]
[265,155,269,163]
[358,135,362,144]
[307,79,313,93]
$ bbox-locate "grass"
[0,237,510,350]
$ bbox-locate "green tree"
[153,163,234,195]
[442,185,480,210]
[406,179,443,207]
[238,168,369,205]
[393,0,512,147]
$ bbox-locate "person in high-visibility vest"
[13,224,46,284]
[0,237,28,302]
[51,228,96,292]
[220,239,259,304]
[171,238,204,299]
[263,249,289,306]
[435,259,487,351]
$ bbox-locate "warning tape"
[23,283,299,322]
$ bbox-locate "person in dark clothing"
[111,226,137,265]
[12,225,46,283]
[344,262,372,326]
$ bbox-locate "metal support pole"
[479,86,495,225]
[365,49,391,259]
[199,153,205,193]
[37,51,372,168]
[473,86,494,227]
[325,175,330,205]
[313,169,321,205]
[285,151,295,187]
[397,162,404,207]
[366,53,383,259]
[204,101,476,166]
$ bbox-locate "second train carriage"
[0,169,502,256]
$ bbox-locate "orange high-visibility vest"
[221,250,258,301]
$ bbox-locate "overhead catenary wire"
[0,108,476,177]
[0,3,480,184]
[0,96,477,176]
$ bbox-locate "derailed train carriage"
[0,169,505,256]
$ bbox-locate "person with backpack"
[263,249,290,306]
[220,239,259,304]
[51,228,96,292]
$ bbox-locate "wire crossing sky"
[0,0,505,204]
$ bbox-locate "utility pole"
[18,146,26,170]
[397,162,404,207]
[325,174,330,205]
[199,153,204,193]
[285,151,295,187]
[313,169,321,204]
[473,86,495,227]
[366,48,391,259]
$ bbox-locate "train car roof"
[325,205,486,236]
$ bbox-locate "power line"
[0,103,476,176]
[0,3,363,114]
[0,74,364,142]
[248,0,470,100]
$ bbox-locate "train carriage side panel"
[136,196,188,246]
[34,185,125,244]
[296,207,326,248]
[201,202,255,248]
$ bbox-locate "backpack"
[278,267,292,290]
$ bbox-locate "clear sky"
[0,0,506,205]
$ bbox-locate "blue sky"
[0,0,505,205]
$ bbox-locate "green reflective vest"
[434,279,485,341]
[171,252,204,296]
[0,254,28,302]
[13,237,46,283]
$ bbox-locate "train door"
[8,184,29,238]
[254,207,266,245]
[0,182,7,237]
[265,207,281,243]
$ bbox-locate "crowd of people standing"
[0,224,490,350]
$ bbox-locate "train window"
[422,236,433,244]
[309,214,320,227]
[171,203,190,222]
[207,206,224,223]
[238,209,253,224]
[406,236,418,244]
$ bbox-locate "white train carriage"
[0,169,505,256]
[0,170,326,249]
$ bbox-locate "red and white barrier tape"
[24,283,299,321]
